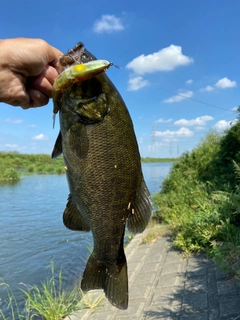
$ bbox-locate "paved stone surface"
[65,232,240,320]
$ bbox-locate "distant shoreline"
[0,152,65,182]
[141,157,177,163]
[0,152,176,182]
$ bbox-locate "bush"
[0,167,20,182]
[153,114,240,275]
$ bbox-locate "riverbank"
[0,152,65,181]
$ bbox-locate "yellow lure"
[53,60,112,114]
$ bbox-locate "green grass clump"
[153,110,240,275]
[141,221,170,244]
[0,264,104,320]
[23,266,83,319]
[0,167,20,182]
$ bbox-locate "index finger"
[46,45,63,71]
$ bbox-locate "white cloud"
[213,119,237,131]
[32,134,48,141]
[163,90,193,103]
[174,115,214,127]
[200,85,214,92]
[195,126,206,131]
[155,127,194,139]
[126,45,194,75]
[127,76,149,91]
[232,106,239,112]
[93,15,124,33]
[161,138,179,143]
[4,143,18,148]
[199,78,236,93]
[155,118,173,123]
[5,118,23,124]
[186,79,193,84]
[147,141,165,152]
[215,77,237,89]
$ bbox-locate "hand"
[0,38,63,109]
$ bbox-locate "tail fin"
[81,252,128,309]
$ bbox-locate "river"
[0,162,172,317]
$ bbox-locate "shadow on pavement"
[143,241,240,320]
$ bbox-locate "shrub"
[153,113,240,275]
[0,167,20,182]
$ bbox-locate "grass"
[78,292,105,311]
[0,279,26,320]
[0,264,104,320]
[141,220,171,244]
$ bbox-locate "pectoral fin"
[127,180,152,233]
[63,194,90,231]
[51,131,63,159]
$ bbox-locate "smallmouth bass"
[52,42,152,309]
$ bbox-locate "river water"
[0,162,172,317]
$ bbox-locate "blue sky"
[1,0,240,157]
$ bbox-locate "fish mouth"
[66,92,109,125]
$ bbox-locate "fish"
[51,42,152,309]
